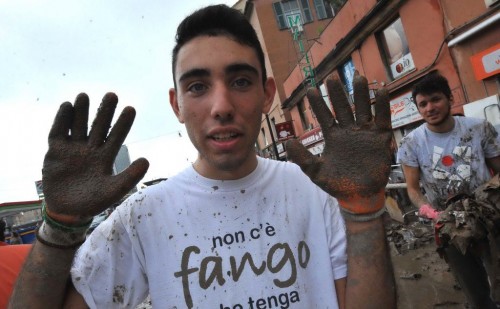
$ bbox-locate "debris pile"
[436,174,500,301]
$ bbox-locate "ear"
[169,88,185,123]
[263,77,276,114]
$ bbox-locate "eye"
[187,82,207,94]
[232,77,252,89]
[430,96,442,103]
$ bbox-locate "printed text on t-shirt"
[173,223,310,308]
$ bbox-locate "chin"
[208,153,248,171]
[426,116,449,127]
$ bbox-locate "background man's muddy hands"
[286,73,393,215]
[42,92,149,223]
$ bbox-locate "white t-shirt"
[71,157,347,309]
[397,116,500,208]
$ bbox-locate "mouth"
[210,132,239,141]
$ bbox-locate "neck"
[193,155,259,181]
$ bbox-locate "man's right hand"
[42,92,149,224]
[418,204,441,221]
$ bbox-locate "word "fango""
[174,241,310,308]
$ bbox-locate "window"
[273,0,313,30]
[379,18,415,80]
[329,0,347,15]
[314,0,333,19]
[339,59,356,97]
[319,83,333,111]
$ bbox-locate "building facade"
[236,0,499,158]
[280,0,499,154]
[235,0,338,159]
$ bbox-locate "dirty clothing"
[71,157,347,309]
[397,116,500,209]
[436,174,500,304]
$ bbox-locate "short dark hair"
[411,72,452,104]
[171,5,267,88]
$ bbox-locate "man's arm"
[8,93,148,309]
[287,73,396,308]
[401,164,428,208]
[401,164,441,220]
[8,243,87,308]
[334,278,346,309]
[343,218,395,308]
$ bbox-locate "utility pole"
[288,14,316,88]
[265,114,279,160]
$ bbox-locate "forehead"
[174,35,261,79]
[415,92,446,102]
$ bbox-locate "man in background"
[398,71,500,308]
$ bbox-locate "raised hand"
[286,73,392,216]
[42,93,149,224]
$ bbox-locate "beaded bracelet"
[41,202,92,233]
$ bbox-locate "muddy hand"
[42,93,149,224]
[286,73,392,215]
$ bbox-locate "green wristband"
[42,202,92,233]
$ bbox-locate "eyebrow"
[178,63,259,84]
[225,63,259,76]
[178,68,210,84]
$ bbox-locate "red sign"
[470,43,500,80]
[275,120,296,141]
[299,127,323,147]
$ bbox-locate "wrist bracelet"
[36,221,86,250]
[42,202,92,233]
[340,207,386,222]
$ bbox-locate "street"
[388,215,469,308]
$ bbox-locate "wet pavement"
[387,215,469,308]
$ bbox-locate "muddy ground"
[387,215,469,308]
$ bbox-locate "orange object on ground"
[0,244,32,309]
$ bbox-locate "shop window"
[378,18,415,80]
[273,0,313,30]
[313,0,333,20]
[338,59,356,104]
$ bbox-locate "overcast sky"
[0,0,236,203]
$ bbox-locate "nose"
[210,83,234,121]
[421,102,435,114]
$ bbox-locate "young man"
[397,72,500,308]
[397,72,500,219]
[10,5,395,308]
